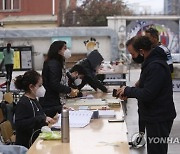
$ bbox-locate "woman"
[41,41,78,118]
[14,70,55,148]
[3,43,14,83]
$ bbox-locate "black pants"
[5,64,13,82]
[139,118,146,133]
[145,120,173,154]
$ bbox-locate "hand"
[46,116,56,124]
[63,105,74,111]
[119,95,128,100]
[68,107,75,111]
[53,113,60,121]
[69,88,79,97]
[116,86,127,99]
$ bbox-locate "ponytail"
[14,70,41,92]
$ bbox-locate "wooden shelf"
[66,53,86,68]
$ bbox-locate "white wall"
[71,36,111,61]
[12,38,51,70]
[11,36,111,70]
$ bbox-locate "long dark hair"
[14,70,41,92]
[47,41,66,65]
[7,43,11,53]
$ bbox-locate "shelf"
[66,53,87,68]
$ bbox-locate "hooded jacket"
[124,46,176,122]
[70,50,107,92]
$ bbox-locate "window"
[0,0,20,11]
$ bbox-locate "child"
[14,70,55,148]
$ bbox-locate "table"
[97,69,128,115]
[27,92,130,154]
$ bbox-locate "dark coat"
[124,46,176,122]
[41,59,71,117]
[15,95,47,148]
[70,50,107,92]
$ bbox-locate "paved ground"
[0,69,179,154]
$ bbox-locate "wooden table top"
[27,91,130,154]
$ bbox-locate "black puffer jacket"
[124,46,176,122]
[41,59,71,115]
[70,50,107,92]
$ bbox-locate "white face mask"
[74,78,82,86]
[64,49,71,59]
[36,86,46,98]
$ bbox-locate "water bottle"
[61,109,70,143]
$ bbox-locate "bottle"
[61,109,70,143]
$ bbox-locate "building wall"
[69,0,77,9]
[9,36,111,70]
[3,23,57,29]
[107,16,180,62]
[108,18,126,60]
[71,36,111,61]
[0,27,115,70]
[0,0,77,22]
[0,0,60,16]
[164,0,180,15]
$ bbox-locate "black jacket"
[124,46,176,122]
[41,59,71,111]
[70,50,107,92]
[15,95,47,148]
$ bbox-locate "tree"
[63,0,133,26]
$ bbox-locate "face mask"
[36,86,46,98]
[132,54,144,63]
[74,78,82,86]
[64,49,71,59]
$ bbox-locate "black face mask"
[132,54,144,63]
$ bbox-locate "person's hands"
[53,113,60,121]
[116,86,128,100]
[69,88,79,97]
[46,116,56,124]
[119,95,128,100]
[116,86,126,95]
[63,105,75,111]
